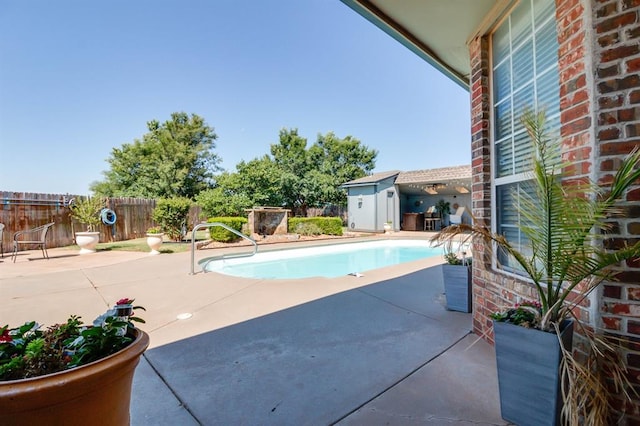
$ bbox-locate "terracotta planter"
[494,320,573,426]
[1,329,149,426]
[75,231,100,254]
[146,233,164,255]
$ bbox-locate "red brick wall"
[593,0,640,419]
[469,35,502,343]
[469,1,640,418]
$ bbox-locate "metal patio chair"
[11,222,55,262]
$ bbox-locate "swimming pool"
[201,239,443,279]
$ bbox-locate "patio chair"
[0,223,4,258]
[449,206,467,225]
[11,222,55,263]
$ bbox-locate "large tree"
[271,129,377,212]
[196,128,376,219]
[91,112,220,198]
[196,156,283,217]
[307,132,377,206]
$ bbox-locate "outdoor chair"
[11,222,55,263]
[0,223,4,258]
[449,207,467,225]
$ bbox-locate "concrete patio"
[1,236,508,425]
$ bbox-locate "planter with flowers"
[432,110,640,425]
[70,196,106,254]
[0,298,148,426]
[146,226,164,255]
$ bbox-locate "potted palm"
[0,298,149,425]
[435,199,450,226]
[69,196,105,254]
[432,110,640,425]
[146,226,164,255]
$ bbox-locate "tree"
[268,129,377,213]
[196,156,284,218]
[307,132,377,206]
[270,129,313,212]
[91,112,220,199]
[197,127,377,218]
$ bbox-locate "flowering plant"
[0,298,145,381]
[491,300,541,329]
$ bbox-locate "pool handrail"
[190,222,258,275]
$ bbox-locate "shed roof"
[342,170,401,187]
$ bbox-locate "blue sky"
[0,0,470,195]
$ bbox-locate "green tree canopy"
[203,128,377,218]
[91,112,220,199]
[270,129,376,212]
[196,156,283,217]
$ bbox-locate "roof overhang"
[340,0,511,90]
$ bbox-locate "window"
[492,0,560,270]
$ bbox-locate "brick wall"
[469,35,497,342]
[469,0,640,420]
[593,0,640,419]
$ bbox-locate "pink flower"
[116,298,134,306]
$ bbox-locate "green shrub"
[70,196,106,232]
[288,217,343,236]
[196,188,251,217]
[152,197,192,241]
[294,222,323,236]
[207,217,248,242]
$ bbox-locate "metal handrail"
[190,222,257,275]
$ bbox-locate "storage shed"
[341,170,401,233]
[342,165,471,233]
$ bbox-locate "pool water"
[202,240,442,279]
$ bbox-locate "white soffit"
[341,0,501,89]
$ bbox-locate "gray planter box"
[493,320,574,426]
[442,264,471,313]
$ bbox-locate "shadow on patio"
[133,266,507,425]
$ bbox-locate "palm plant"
[432,109,640,423]
[434,110,640,331]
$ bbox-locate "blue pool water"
[201,240,443,279]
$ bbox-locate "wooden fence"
[0,191,345,254]
[0,192,202,254]
[306,205,347,223]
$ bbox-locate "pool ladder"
[190,222,258,275]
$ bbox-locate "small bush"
[288,217,343,236]
[207,217,248,242]
[152,197,192,241]
[294,222,323,236]
[70,197,106,232]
